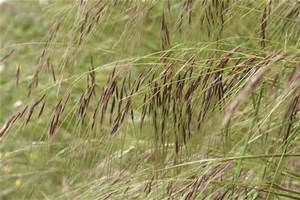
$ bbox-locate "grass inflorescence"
[0,0,300,199]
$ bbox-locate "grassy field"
[0,0,300,199]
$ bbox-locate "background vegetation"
[0,0,300,199]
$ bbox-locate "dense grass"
[1,0,300,199]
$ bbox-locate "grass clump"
[0,0,300,199]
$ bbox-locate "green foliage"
[0,0,300,199]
